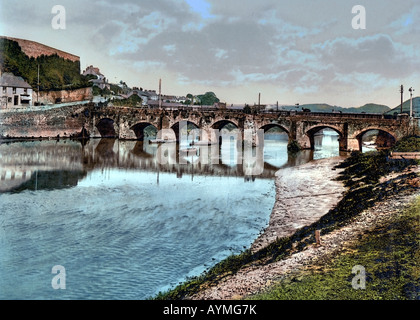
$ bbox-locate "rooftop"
[0,73,32,89]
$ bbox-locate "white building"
[0,72,33,108]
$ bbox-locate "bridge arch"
[171,120,200,142]
[211,119,240,131]
[211,119,241,145]
[304,125,344,151]
[353,128,397,151]
[96,118,117,138]
[130,122,158,141]
[259,123,290,136]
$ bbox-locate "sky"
[0,0,419,108]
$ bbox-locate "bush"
[287,140,301,153]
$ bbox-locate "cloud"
[313,34,417,78]
[1,0,420,107]
[388,4,420,35]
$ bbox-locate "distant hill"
[273,103,390,114]
[385,97,420,118]
[355,103,391,114]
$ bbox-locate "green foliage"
[197,92,220,106]
[0,38,90,91]
[250,197,420,300]
[287,140,301,153]
[111,94,142,107]
[391,136,420,152]
[243,105,252,114]
[335,150,417,188]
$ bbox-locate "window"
[2,87,5,94]
[12,87,16,94]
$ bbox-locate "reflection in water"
[361,130,378,153]
[313,129,340,159]
[0,132,341,299]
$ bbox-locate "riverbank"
[250,191,420,300]
[251,156,347,253]
[189,156,349,299]
[187,153,419,300]
[153,137,419,300]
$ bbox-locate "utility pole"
[409,87,415,119]
[37,64,40,104]
[400,84,404,114]
[158,78,162,109]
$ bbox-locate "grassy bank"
[153,136,420,300]
[250,197,420,300]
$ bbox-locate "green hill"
[355,103,390,114]
[279,103,390,114]
[385,97,420,118]
[0,38,90,91]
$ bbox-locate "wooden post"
[315,230,322,247]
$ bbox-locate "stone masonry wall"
[0,104,90,139]
[2,37,80,62]
[35,87,93,105]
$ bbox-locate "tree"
[243,104,252,114]
[0,38,91,91]
[197,92,220,106]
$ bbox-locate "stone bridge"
[87,106,412,151]
[0,104,414,151]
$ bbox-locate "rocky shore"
[189,157,419,300]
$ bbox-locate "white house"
[82,65,110,91]
[0,72,33,108]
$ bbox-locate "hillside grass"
[249,197,420,300]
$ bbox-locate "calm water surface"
[0,131,340,299]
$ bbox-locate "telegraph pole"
[158,78,162,109]
[409,87,415,118]
[400,84,404,114]
[37,64,40,104]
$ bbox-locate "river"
[0,129,341,299]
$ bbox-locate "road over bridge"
[0,104,415,152]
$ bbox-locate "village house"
[0,72,33,108]
[122,88,153,106]
[82,65,110,91]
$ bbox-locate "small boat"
[190,141,213,146]
[149,138,176,144]
[179,147,198,156]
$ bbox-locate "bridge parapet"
[0,104,413,152]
